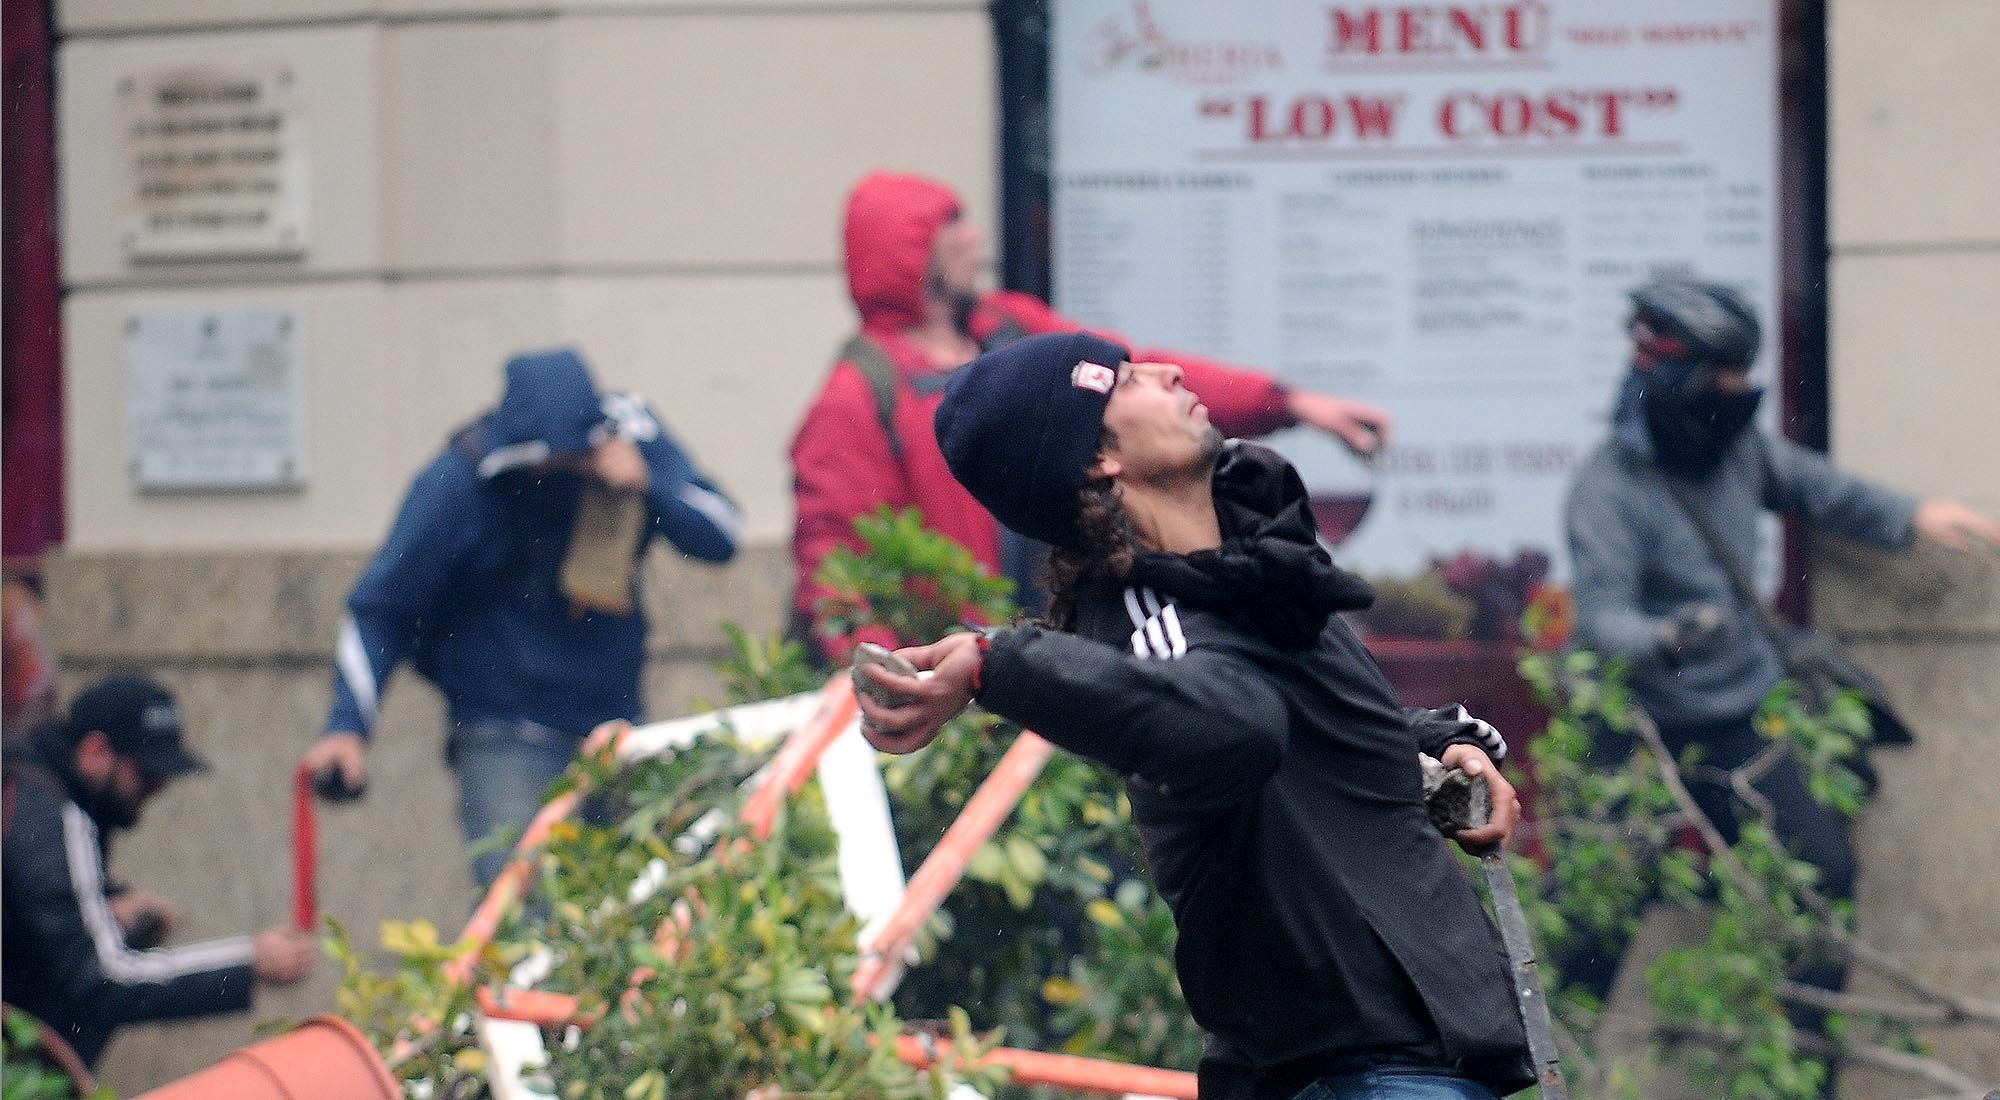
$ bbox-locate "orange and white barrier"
[447,677,1185,1100]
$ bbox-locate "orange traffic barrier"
[476,985,587,1026]
[409,686,1196,1100]
[850,732,1055,1001]
[892,1035,1198,1100]
[741,675,858,839]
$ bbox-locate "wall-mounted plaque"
[126,308,309,491]
[120,63,308,260]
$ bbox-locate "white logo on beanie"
[1071,362,1115,394]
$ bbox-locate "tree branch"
[1829,935,2000,1029]
[1788,1032,1989,1096]
[1775,979,1953,1026]
[1622,706,2000,1030]
[1624,708,1768,907]
[1635,1016,1989,1095]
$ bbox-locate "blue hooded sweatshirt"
[325,348,740,740]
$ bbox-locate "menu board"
[1053,1,1778,578]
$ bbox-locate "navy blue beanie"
[934,331,1130,548]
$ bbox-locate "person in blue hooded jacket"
[299,348,740,887]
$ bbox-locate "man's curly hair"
[1043,430,1140,631]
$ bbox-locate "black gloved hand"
[124,910,169,950]
[311,767,367,803]
[1655,602,1730,666]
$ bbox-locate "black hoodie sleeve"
[973,624,1290,809]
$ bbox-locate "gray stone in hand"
[1419,753,1491,837]
[850,642,920,710]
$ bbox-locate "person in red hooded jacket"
[791,171,1394,657]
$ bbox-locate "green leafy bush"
[1,1010,112,1100]
[811,508,1015,649]
[334,736,1001,1100]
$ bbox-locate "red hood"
[843,171,961,331]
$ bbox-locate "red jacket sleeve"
[788,362,910,642]
[978,291,1296,438]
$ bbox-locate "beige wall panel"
[58,25,384,285]
[1829,1,2000,246]
[556,272,852,544]
[555,9,996,267]
[1814,532,2000,639]
[640,542,789,653]
[57,0,378,34]
[386,0,551,13]
[384,278,568,465]
[1828,252,2000,517]
[383,20,561,270]
[62,282,406,550]
[1845,640,2000,956]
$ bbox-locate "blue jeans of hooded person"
[448,718,581,889]
[1292,1066,1498,1100]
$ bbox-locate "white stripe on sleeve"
[1122,587,1148,632]
[676,483,743,545]
[1160,604,1188,658]
[1122,588,1154,658]
[475,440,552,479]
[62,805,253,984]
[1141,610,1170,661]
[336,613,379,729]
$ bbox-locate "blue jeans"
[448,718,581,889]
[1294,1067,1499,1100]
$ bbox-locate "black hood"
[1128,442,1376,649]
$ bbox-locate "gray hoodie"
[1565,382,1917,727]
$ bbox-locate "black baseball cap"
[65,676,210,782]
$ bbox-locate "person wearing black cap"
[855,332,1535,1100]
[1559,278,2000,1054]
[2,675,317,1068]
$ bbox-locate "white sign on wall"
[1053,0,1779,578]
[126,308,309,491]
[120,63,308,260]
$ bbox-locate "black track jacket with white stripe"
[2,742,254,1066]
[972,465,1532,1098]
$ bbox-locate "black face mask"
[78,770,145,830]
[1637,359,1764,480]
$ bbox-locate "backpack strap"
[449,420,487,466]
[840,309,1033,463]
[839,334,903,462]
[1646,466,1794,649]
[979,313,1030,353]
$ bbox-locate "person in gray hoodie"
[1562,278,2000,1022]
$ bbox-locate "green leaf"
[1004,834,1048,883]
[966,841,1007,884]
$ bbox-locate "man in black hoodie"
[856,332,1535,1100]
